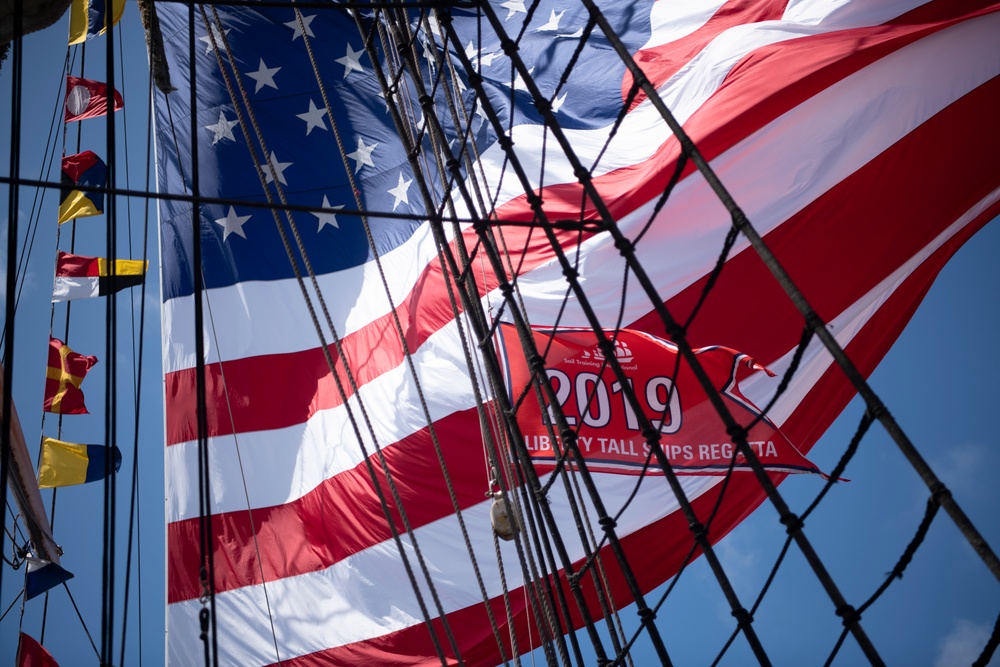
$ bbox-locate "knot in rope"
[499,38,518,56]
[780,512,803,535]
[929,482,952,504]
[599,516,617,532]
[731,606,754,627]
[688,521,707,540]
[534,97,551,114]
[527,353,546,374]
[637,607,656,624]
[614,236,634,254]
[727,425,748,444]
[562,265,579,280]
[835,603,860,628]
[665,321,686,343]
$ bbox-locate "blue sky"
[1,8,998,666]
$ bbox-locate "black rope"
[0,50,69,353]
[441,7,784,663]
[202,8,460,662]
[365,12,570,662]
[188,5,219,665]
[101,8,121,661]
[63,582,102,662]
[404,12,679,664]
[119,66,154,667]
[973,610,1000,667]
[823,496,941,666]
[582,0,1000,592]
[0,0,25,601]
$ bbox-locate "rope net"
[2,0,999,665]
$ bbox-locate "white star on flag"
[346,137,378,174]
[464,41,503,67]
[205,111,239,145]
[247,59,281,94]
[500,0,526,21]
[336,44,365,78]
[387,172,412,211]
[536,9,566,32]
[263,152,292,185]
[285,14,316,40]
[557,26,585,39]
[199,24,230,53]
[215,206,251,241]
[297,100,328,135]
[315,196,343,231]
[552,92,568,113]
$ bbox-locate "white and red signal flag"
[64,75,123,122]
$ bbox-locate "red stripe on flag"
[492,5,999,225]
[632,72,1000,363]
[165,83,1000,603]
[623,0,789,111]
[163,223,585,446]
[166,408,488,603]
[163,71,1000,448]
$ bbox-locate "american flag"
[153,0,1000,664]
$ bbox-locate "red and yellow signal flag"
[58,151,107,224]
[52,251,147,301]
[43,337,97,415]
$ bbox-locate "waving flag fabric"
[43,337,97,414]
[24,556,74,601]
[496,324,820,476]
[16,632,60,667]
[58,152,107,223]
[68,0,126,45]
[64,76,123,122]
[152,1,1000,665]
[38,437,122,488]
[52,250,147,300]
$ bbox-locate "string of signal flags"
[12,1,132,661]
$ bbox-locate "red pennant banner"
[497,324,819,476]
[65,76,124,122]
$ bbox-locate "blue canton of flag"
[153,1,655,302]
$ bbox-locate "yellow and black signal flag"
[43,337,97,415]
[38,438,122,488]
[58,151,106,224]
[52,251,147,302]
[69,0,126,45]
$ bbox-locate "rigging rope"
[202,7,466,662]
[6,3,987,666]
